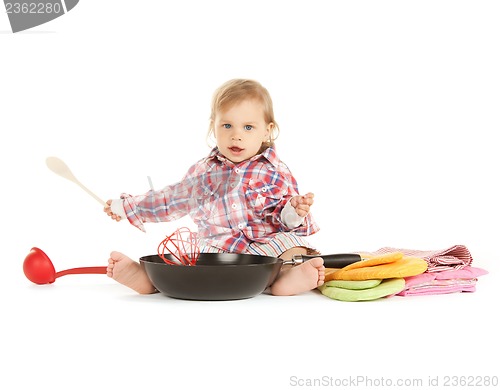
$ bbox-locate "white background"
[1,1,499,389]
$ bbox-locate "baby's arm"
[281,192,314,229]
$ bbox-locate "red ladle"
[23,247,107,285]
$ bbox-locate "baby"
[104,79,325,296]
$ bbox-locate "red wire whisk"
[157,227,200,266]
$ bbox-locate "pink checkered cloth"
[369,244,474,272]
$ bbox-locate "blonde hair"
[207,79,280,151]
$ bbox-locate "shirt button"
[230,182,236,188]
[234,168,240,174]
[238,223,245,229]
[232,204,237,209]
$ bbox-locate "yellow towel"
[342,251,403,270]
[325,252,428,281]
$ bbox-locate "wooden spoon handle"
[72,179,107,206]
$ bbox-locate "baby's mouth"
[229,146,244,153]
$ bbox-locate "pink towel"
[370,244,474,272]
[398,279,477,296]
[397,266,488,296]
[434,266,488,280]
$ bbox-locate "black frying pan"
[139,252,361,301]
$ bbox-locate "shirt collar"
[207,146,280,168]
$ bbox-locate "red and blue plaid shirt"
[121,146,319,252]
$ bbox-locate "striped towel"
[368,245,473,272]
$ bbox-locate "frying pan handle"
[293,253,362,268]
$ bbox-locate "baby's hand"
[104,200,122,222]
[290,192,314,217]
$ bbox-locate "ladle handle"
[55,266,107,278]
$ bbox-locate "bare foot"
[270,257,325,296]
[107,251,157,294]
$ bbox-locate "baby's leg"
[107,251,157,294]
[270,247,325,296]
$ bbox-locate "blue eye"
[244,125,253,131]
[223,124,231,129]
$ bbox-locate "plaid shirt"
[121,146,319,252]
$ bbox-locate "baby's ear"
[210,121,216,138]
[265,123,274,139]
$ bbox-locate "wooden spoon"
[46,156,106,206]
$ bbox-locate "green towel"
[325,279,382,289]
[318,278,405,302]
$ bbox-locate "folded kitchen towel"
[342,251,403,270]
[397,266,488,296]
[319,278,406,302]
[324,251,404,282]
[398,278,478,296]
[328,256,428,281]
[434,266,488,280]
[368,245,473,272]
[324,279,383,289]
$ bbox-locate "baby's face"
[213,99,272,163]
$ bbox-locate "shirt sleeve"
[120,162,203,232]
[281,199,305,229]
[270,163,320,236]
[110,199,126,220]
